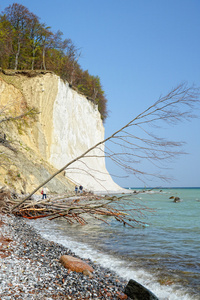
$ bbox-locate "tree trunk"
[14,39,20,70]
[42,46,46,70]
[31,47,35,70]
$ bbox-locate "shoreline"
[0,212,130,299]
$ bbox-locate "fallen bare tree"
[3,192,153,227]
[10,82,199,226]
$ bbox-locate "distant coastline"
[125,186,200,189]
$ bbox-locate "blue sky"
[1,0,200,187]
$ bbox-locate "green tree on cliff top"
[0,3,108,121]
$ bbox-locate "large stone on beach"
[60,255,94,274]
[124,279,159,300]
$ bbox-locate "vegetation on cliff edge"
[0,3,108,121]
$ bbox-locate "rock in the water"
[173,197,181,202]
[124,279,159,300]
[60,255,94,273]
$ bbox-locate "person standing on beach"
[75,185,78,194]
[79,185,83,193]
[42,187,48,199]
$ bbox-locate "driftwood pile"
[0,188,150,227]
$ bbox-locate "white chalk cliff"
[0,72,122,192]
[50,78,121,192]
[49,77,121,191]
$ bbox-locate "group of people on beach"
[75,185,83,194]
[41,184,83,199]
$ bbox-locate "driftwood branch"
[9,192,153,227]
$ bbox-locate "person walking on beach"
[75,185,78,194]
[41,187,48,199]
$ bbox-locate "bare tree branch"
[12,82,200,211]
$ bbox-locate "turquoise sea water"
[29,188,200,300]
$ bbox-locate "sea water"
[28,188,200,300]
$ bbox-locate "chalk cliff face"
[50,77,121,191]
[0,72,121,192]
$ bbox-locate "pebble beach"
[0,213,130,300]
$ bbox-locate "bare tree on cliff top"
[12,82,199,215]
